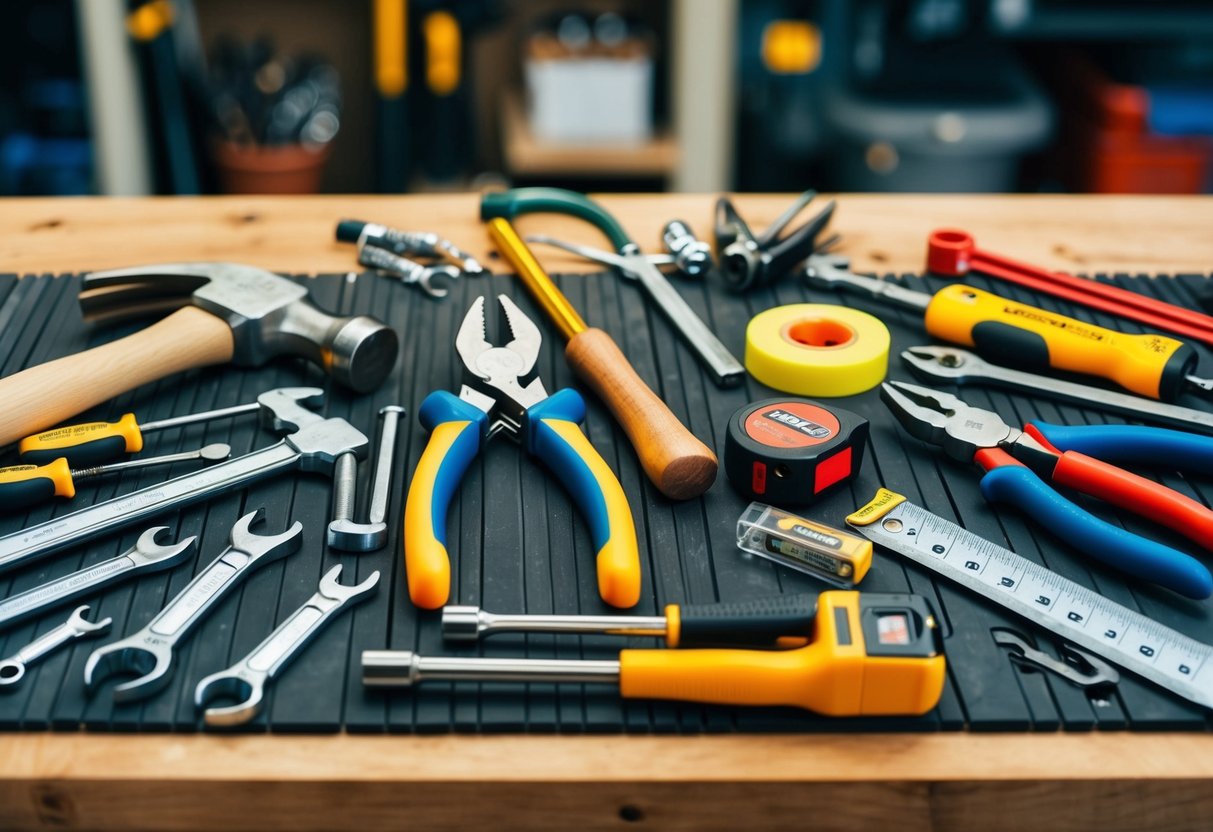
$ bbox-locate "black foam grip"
[22,435,128,467]
[676,593,819,648]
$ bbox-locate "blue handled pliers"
[403,294,640,610]
[881,381,1213,599]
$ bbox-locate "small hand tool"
[480,187,746,387]
[404,294,640,610]
[0,387,365,576]
[365,591,946,718]
[928,228,1213,348]
[194,564,379,727]
[881,380,1213,598]
[0,527,195,631]
[20,399,260,466]
[659,219,714,277]
[328,405,404,552]
[84,509,303,704]
[357,246,459,299]
[992,630,1120,689]
[735,502,872,588]
[847,489,1213,710]
[806,252,1213,402]
[443,593,836,648]
[0,606,111,690]
[486,218,718,499]
[0,261,397,446]
[0,444,230,512]
[337,219,486,274]
[715,190,837,291]
[901,345,1213,437]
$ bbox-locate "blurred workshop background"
[4,0,1213,197]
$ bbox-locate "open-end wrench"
[0,387,365,576]
[194,564,380,727]
[901,345,1213,436]
[0,606,111,690]
[83,510,303,704]
[0,527,196,631]
[357,246,458,299]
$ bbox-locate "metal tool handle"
[368,406,404,524]
[13,615,95,666]
[623,256,746,387]
[0,440,300,575]
[0,556,132,630]
[0,306,236,447]
[363,650,622,686]
[442,606,667,642]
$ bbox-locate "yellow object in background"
[745,304,890,396]
[424,11,461,95]
[761,20,821,74]
[374,0,408,97]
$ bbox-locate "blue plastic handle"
[981,464,1213,599]
[1031,422,1213,471]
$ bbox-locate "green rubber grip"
[480,187,633,252]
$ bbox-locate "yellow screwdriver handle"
[19,413,144,466]
[0,459,76,511]
[619,592,946,717]
[924,284,1198,401]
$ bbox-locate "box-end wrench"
[901,345,1213,436]
[0,606,111,690]
[83,510,303,704]
[194,564,380,727]
[0,386,365,576]
[0,527,196,631]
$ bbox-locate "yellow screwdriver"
[19,401,260,466]
[486,217,718,500]
[364,591,946,717]
[0,444,230,511]
[806,254,1213,402]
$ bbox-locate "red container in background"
[1059,54,1213,194]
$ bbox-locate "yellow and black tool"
[365,591,946,718]
[806,252,1213,402]
[19,401,260,466]
[0,443,230,512]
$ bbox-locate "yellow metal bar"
[486,218,586,341]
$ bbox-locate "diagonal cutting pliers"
[881,380,1213,599]
[403,294,641,610]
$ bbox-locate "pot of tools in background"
[207,37,341,194]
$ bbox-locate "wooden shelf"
[501,92,679,178]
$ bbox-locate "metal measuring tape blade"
[846,488,1213,711]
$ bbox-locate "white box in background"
[525,57,654,143]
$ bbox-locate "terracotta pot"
[211,141,332,194]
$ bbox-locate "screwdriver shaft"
[442,606,667,642]
[362,650,621,686]
[138,402,261,434]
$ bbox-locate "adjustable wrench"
[84,510,302,704]
[194,564,379,727]
[0,387,365,576]
[1,606,111,690]
[0,527,195,631]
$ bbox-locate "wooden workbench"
[1,194,1212,832]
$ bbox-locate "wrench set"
[4,188,1213,732]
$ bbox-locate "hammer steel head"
[82,262,399,393]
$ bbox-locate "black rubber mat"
[1,265,1212,733]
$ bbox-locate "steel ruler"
[847,488,1212,710]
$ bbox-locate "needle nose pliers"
[403,294,641,610]
[881,380,1213,599]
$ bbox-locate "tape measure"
[847,488,1213,710]
[724,398,868,503]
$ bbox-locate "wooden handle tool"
[486,218,717,499]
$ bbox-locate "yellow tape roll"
[745,304,890,397]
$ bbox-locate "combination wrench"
[1,606,111,690]
[194,564,379,727]
[84,510,303,704]
[0,527,196,631]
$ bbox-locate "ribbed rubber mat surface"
[0,267,1210,733]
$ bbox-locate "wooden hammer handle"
[0,307,235,446]
[565,327,718,500]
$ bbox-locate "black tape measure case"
[724,398,869,504]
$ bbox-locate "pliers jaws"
[455,295,547,437]
[880,381,1019,462]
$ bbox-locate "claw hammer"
[0,262,398,446]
